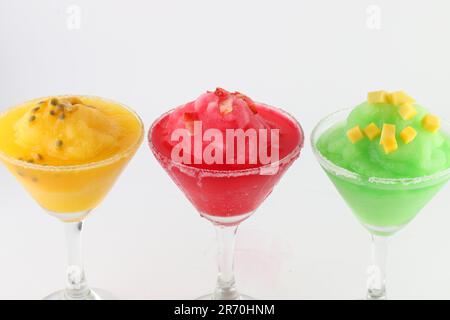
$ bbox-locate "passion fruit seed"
[29,115,36,122]
[46,97,86,117]
[56,140,64,148]
[32,106,40,113]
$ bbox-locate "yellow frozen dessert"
[0,96,143,217]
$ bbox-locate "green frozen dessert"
[315,91,450,234]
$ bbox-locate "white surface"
[0,0,449,300]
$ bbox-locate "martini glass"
[0,96,144,300]
[149,104,304,300]
[311,109,450,300]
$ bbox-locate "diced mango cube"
[367,91,388,104]
[390,91,415,106]
[384,93,393,104]
[398,103,417,120]
[400,126,417,144]
[380,124,396,141]
[347,126,364,144]
[422,114,440,133]
[381,136,398,154]
[363,122,381,141]
[380,124,398,154]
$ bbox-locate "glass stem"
[366,234,388,300]
[64,221,91,299]
[213,225,240,300]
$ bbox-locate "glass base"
[366,291,387,300]
[43,288,116,300]
[196,293,254,300]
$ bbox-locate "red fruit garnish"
[234,91,258,114]
[219,97,233,115]
[183,112,199,122]
[214,87,230,101]
[183,112,199,134]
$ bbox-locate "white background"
[0,0,449,300]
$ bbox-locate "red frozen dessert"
[149,88,303,224]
